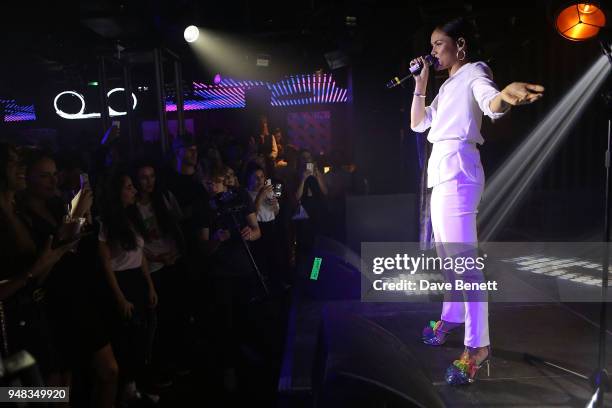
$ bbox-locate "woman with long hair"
[0,143,68,299]
[0,143,71,378]
[98,169,157,403]
[411,17,544,385]
[134,162,184,387]
[293,149,327,255]
[19,148,119,407]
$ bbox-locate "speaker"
[303,236,362,301]
[312,309,444,408]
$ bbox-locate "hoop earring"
[457,49,466,61]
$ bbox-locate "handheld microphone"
[386,55,439,89]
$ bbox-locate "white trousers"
[430,174,489,348]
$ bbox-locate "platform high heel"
[422,320,461,346]
[444,346,491,385]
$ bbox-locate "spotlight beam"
[479,55,611,241]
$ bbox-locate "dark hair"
[21,147,55,177]
[298,148,316,168]
[435,17,481,61]
[132,161,177,241]
[55,150,86,173]
[283,144,299,170]
[101,169,146,251]
[207,165,227,182]
[172,133,196,152]
[0,142,16,191]
[245,165,265,185]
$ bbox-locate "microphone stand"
[525,39,612,408]
[228,211,270,298]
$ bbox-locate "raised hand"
[71,187,94,219]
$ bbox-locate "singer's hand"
[410,56,429,91]
[500,82,544,106]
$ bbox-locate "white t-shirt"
[98,221,144,272]
[248,190,277,222]
[411,62,508,187]
[136,201,178,273]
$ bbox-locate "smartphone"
[79,173,90,189]
[265,178,272,186]
[273,183,282,198]
[306,163,314,172]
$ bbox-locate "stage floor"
[280,300,612,407]
[374,303,612,407]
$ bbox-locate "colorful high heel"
[444,346,491,385]
[422,320,460,346]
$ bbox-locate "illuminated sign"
[54,88,137,120]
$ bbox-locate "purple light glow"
[2,99,36,122]
[214,74,222,84]
[172,73,348,110]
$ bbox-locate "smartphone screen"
[274,184,282,197]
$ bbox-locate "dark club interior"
[1,1,612,407]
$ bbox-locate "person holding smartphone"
[0,144,74,383]
[18,147,122,408]
[247,167,280,222]
[293,149,328,255]
[246,166,286,291]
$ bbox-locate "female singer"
[410,17,544,385]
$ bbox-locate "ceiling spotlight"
[555,2,606,41]
[184,25,200,43]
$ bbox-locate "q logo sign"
[54,88,137,120]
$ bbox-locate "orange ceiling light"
[556,2,607,41]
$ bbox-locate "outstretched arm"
[490,82,545,113]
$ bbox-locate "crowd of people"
[0,115,359,406]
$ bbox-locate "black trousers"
[149,259,191,372]
[112,267,150,382]
[209,246,259,368]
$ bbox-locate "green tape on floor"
[310,257,322,280]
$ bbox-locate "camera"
[210,189,246,214]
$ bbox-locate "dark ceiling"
[0,0,599,96]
